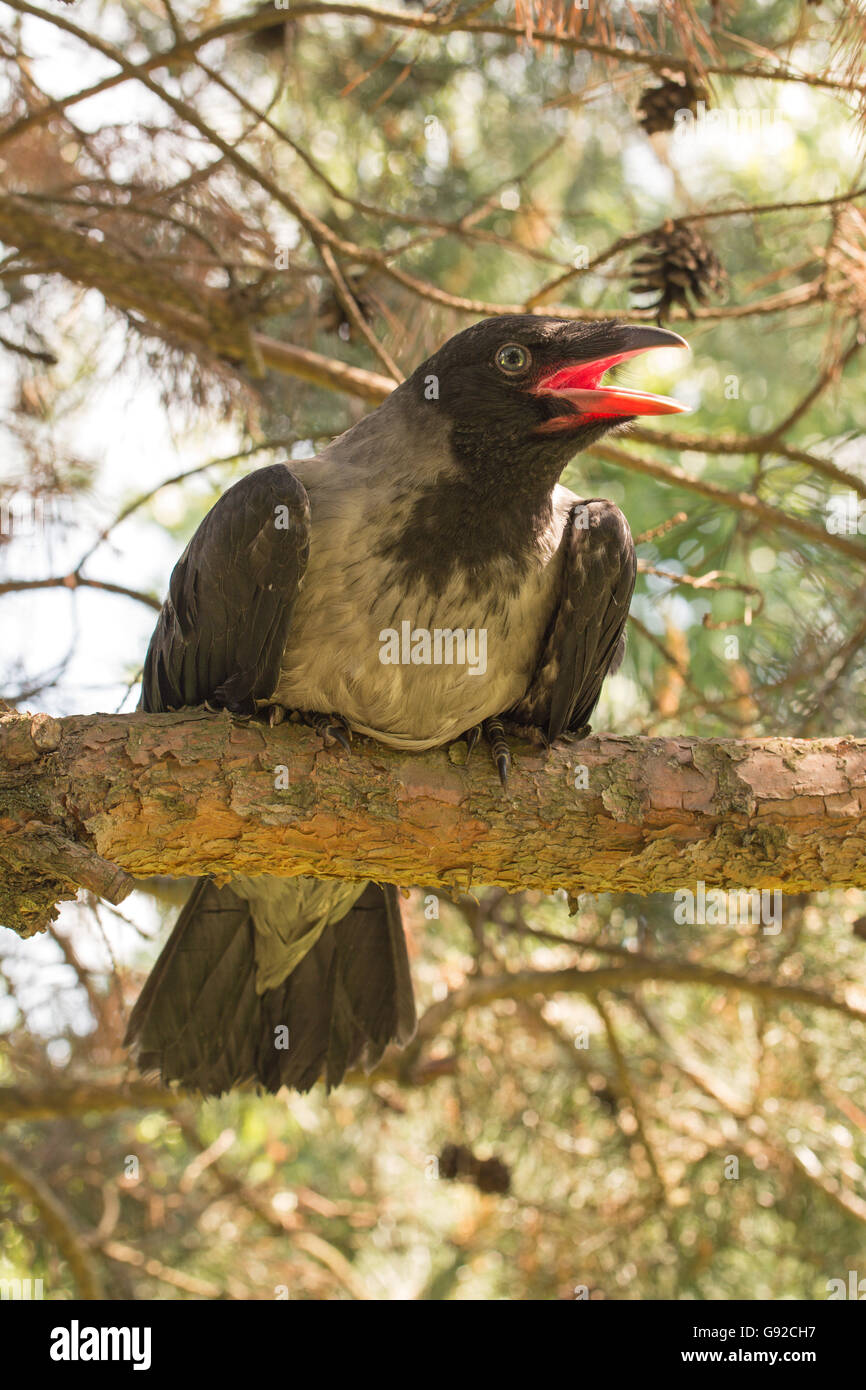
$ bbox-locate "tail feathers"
[125,879,416,1095]
[323,881,417,1087]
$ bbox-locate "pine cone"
[637,72,707,135]
[247,20,294,56]
[317,275,376,340]
[475,1155,511,1195]
[438,1144,510,1195]
[437,1142,466,1181]
[629,222,725,319]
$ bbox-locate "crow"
[126,315,687,1094]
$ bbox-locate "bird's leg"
[296,709,353,754]
[483,717,511,791]
[264,703,353,752]
[464,723,482,758]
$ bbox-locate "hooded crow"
[126,315,688,1094]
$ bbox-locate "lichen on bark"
[1,708,865,937]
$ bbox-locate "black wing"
[510,499,636,741]
[140,463,310,714]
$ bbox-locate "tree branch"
[0,1143,104,1299]
[588,442,866,564]
[2,708,865,938]
[0,193,400,402]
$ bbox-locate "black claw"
[465,724,482,757]
[484,717,512,793]
[303,710,353,752]
[326,723,352,754]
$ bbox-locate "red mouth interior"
[535,347,689,428]
[538,352,632,393]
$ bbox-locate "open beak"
[533,325,690,430]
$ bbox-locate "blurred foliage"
[2,886,866,1299]
[2,0,866,1300]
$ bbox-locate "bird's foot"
[458,720,510,788]
[297,709,353,753]
[483,717,511,792]
[464,723,482,758]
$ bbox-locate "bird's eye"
[495,343,531,375]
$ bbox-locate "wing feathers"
[512,499,636,740]
[140,463,310,714]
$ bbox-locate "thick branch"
[8,0,866,99]
[2,709,865,937]
[0,194,402,402]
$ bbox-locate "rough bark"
[2,708,865,937]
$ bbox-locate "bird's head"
[405,314,689,489]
